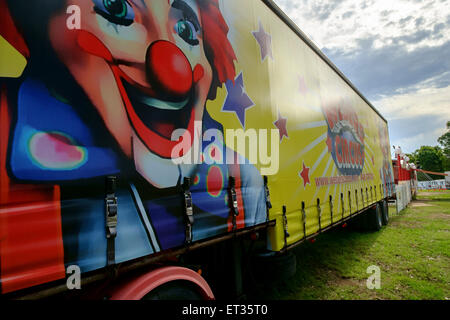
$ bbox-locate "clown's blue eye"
[93,0,135,26]
[175,20,199,46]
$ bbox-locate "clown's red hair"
[198,0,237,99]
[0,0,29,58]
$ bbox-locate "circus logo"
[322,101,365,176]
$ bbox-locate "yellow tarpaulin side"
[207,0,395,251]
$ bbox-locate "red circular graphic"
[193,174,200,185]
[206,166,223,197]
[146,40,193,100]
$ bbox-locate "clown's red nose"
[146,40,193,101]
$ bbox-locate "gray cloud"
[433,22,445,34]
[390,115,442,140]
[310,1,342,21]
[342,11,355,19]
[415,17,425,28]
[323,39,450,100]
[388,114,448,153]
[380,10,393,17]
[398,16,413,27]
[274,0,449,153]
[276,0,343,21]
[393,30,433,44]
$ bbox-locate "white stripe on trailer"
[310,146,328,175]
[130,183,161,253]
[287,132,327,167]
[293,120,327,131]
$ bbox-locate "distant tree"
[437,120,450,159]
[406,152,416,165]
[412,146,447,180]
[437,121,450,173]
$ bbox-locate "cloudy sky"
[273,0,450,155]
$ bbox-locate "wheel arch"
[109,266,214,300]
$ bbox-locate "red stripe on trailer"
[0,85,65,294]
[0,0,30,58]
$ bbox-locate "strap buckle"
[106,197,118,239]
[229,177,239,217]
[317,200,322,231]
[282,205,289,248]
[228,177,239,231]
[183,178,194,244]
[301,202,306,239]
[105,176,118,267]
[264,176,272,208]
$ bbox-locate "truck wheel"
[349,212,366,231]
[366,203,383,232]
[142,281,203,300]
[381,200,389,225]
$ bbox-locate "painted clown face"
[48,0,215,187]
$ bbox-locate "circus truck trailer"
[0,0,395,299]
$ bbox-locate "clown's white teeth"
[137,94,189,111]
[123,80,189,110]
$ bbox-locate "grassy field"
[249,191,450,300]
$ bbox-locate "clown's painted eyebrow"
[129,0,147,9]
[171,0,201,31]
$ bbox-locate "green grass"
[249,191,450,300]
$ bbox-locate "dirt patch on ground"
[410,202,433,207]
[390,220,422,228]
[418,192,448,196]
[333,276,363,287]
[427,213,449,220]
[327,275,378,299]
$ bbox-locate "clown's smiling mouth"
[123,81,193,140]
[74,30,197,158]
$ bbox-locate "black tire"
[381,200,389,225]
[251,251,296,284]
[365,202,383,232]
[142,281,204,300]
[348,212,366,231]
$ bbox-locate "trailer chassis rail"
[5,220,275,300]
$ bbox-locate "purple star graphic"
[222,72,254,128]
[273,112,288,142]
[252,21,273,61]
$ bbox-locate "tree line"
[406,121,450,181]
